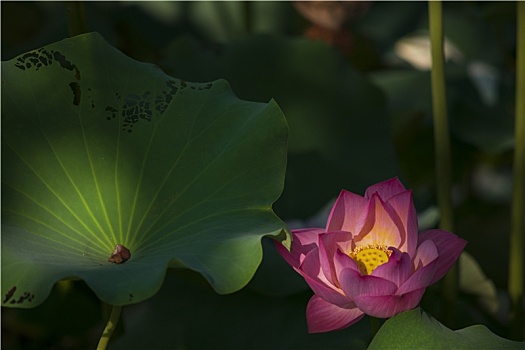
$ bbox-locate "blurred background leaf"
[159,33,400,219]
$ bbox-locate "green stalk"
[243,1,252,34]
[370,316,382,339]
[509,1,525,340]
[97,305,122,350]
[428,1,457,327]
[65,1,88,37]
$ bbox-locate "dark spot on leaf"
[29,57,39,66]
[69,82,81,106]
[24,52,39,59]
[13,49,85,87]
[166,80,178,91]
[129,293,134,300]
[108,244,131,264]
[105,106,118,120]
[3,286,16,303]
[119,91,155,133]
[39,55,49,66]
[52,51,81,80]
[153,81,178,114]
[15,50,49,72]
[106,80,181,133]
[38,48,53,60]
[15,291,32,304]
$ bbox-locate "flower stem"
[428,0,457,327]
[243,1,252,34]
[65,1,88,37]
[97,305,122,350]
[509,1,525,340]
[370,316,382,338]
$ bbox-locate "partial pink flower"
[276,178,467,333]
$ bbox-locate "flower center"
[349,245,392,275]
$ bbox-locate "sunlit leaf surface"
[1,32,289,308]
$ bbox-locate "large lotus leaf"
[368,308,524,350]
[1,32,289,308]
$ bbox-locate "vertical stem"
[243,1,252,34]
[428,1,457,327]
[97,305,122,350]
[65,1,88,37]
[370,316,382,339]
[509,1,525,341]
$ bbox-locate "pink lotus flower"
[276,178,467,333]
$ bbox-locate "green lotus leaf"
[368,308,524,349]
[1,32,289,308]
